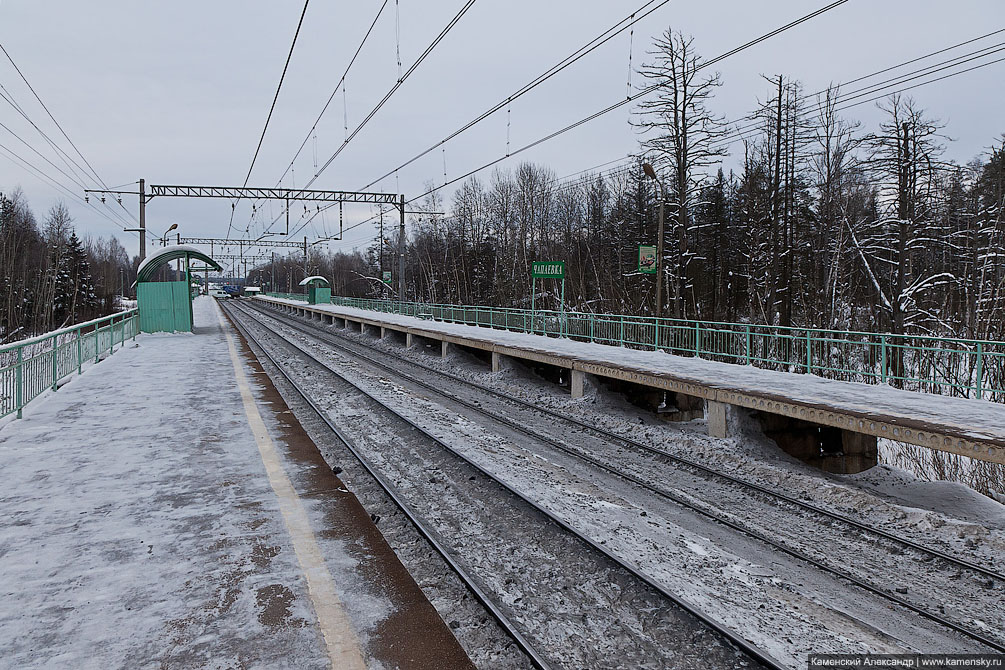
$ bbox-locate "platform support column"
[406,333,414,348]
[841,430,879,474]
[441,341,450,358]
[570,369,585,399]
[491,351,507,372]
[707,400,729,438]
[360,321,366,334]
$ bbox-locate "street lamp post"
[642,163,666,320]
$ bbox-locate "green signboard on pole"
[531,261,565,279]
[638,245,657,274]
[382,271,392,285]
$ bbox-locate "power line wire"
[305,0,478,188]
[358,0,670,191]
[552,30,1005,193]
[403,0,852,206]
[257,0,480,240]
[227,0,312,239]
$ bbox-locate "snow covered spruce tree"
[635,30,727,319]
[43,203,74,330]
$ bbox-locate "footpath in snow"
[0,296,468,669]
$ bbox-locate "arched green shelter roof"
[135,245,223,284]
[299,275,330,287]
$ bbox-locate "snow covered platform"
[0,296,469,669]
[258,296,1005,470]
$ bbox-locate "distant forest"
[0,190,134,341]
[5,30,1005,345]
[267,31,1005,343]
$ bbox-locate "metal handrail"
[263,293,1004,402]
[0,309,139,419]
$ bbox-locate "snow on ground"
[249,304,1004,665]
[848,463,1005,529]
[297,305,1005,569]
[260,297,1005,448]
[0,297,388,669]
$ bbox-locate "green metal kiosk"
[300,276,331,304]
[134,245,223,333]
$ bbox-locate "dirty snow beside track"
[240,302,1005,666]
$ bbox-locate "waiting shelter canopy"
[299,275,331,304]
[135,245,223,284]
[135,245,223,333]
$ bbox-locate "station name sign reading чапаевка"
[531,261,565,279]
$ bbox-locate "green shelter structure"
[134,245,223,333]
[299,275,331,304]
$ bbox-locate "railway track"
[223,300,781,670]
[240,298,1005,654]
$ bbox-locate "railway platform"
[257,295,1005,474]
[0,296,470,669]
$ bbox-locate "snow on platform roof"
[298,275,330,287]
[135,245,222,283]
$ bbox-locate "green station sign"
[531,261,565,279]
[382,271,392,285]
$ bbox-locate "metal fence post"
[695,322,701,357]
[619,315,625,347]
[77,328,82,375]
[880,335,887,384]
[15,346,23,419]
[745,326,751,365]
[95,326,101,364]
[51,335,58,391]
[975,342,984,400]
[806,330,813,374]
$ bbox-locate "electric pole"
[139,178,146,260]
[398,194,405,300]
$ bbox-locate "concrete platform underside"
[0,297,468,669]
[258,296,1005,472]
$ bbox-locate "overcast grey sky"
[1,0,1003,261]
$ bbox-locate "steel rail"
[245,299,1005,652]
[253,300,1005,581]
[227,300,785,670]
[219,301,552,670]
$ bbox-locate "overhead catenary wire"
[227,0,312,240]
[304,0,479,189]
[317,1,878,243]
[550,29,1005,195]
[281,0,673,244]
[358,0,670,192]
[255,0,479,241]
[246,0,391,241]
[401,0,853,206]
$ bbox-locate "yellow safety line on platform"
[215,302,367,670]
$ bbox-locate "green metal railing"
[263,293,1005,402]
[0,309,139,419]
